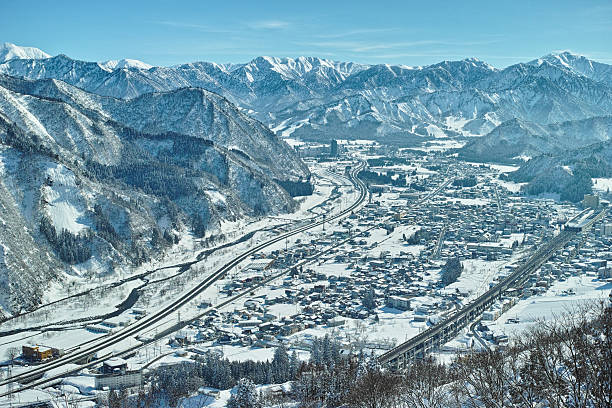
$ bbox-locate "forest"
[104,302,610,408]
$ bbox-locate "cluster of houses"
[159,154,598,351]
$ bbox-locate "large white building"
[95,370,143,390]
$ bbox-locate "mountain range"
[0,60,309,315]
[1,43,611,147]
[1,42,611,315]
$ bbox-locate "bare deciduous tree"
[6,346,19,366]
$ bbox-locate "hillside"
[507,139,612,201]
[1,49,611,142]
[459,116,612,163]
[0,74,309,315]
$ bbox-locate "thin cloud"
[248,20,290,30]
[301,38,501,54]
[315,28,400,39]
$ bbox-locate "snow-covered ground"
[489,274,610,338]
[593,177,612,193]
[0,161,361,369]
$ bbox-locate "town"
[3,140,611,404]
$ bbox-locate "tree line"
[101,302,610,408]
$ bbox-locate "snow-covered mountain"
[99,58,153,71]
[0,42,50,62]
[529,51,612,88]
[1,47,610,143]
[506,138,612,201]
[0,74,309,315]
[459,116,612,162]
[0,43,611,312]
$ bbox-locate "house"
[22,344,54,362]
[245,258,275,272]
[102,357,128,374]
[327,317,346,327]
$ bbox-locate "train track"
[379,207,607,367]
[0,162,368,395]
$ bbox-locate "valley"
[0,39,610,407]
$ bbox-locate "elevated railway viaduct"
[379,207,607,370]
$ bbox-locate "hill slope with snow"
[1,47,610,143]
[0,74,309,315]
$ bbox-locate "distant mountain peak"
[0,42,50,62]
[529,51,612,87]
[99,58,153,71]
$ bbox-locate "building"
[22,344,58,362]
[386,296,411,311]
[95,370,143,390]
[330,139,339,157]
[102,357,128,374]
[245,258,275,272]
[583,194,599,209]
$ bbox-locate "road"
[0,162,368,396]
[378,208,608,369]
[1,162,457,397]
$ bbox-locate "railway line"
[0,162,368,395]
[378,207,608,369]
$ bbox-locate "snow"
[593,177,612,192]
[61,375,96,395]
[282,138,305,147]
[205,190,227,206]
[0,42,50,62]
[493,179,525,193]
[426,123,446,138]
[41,163,89,234]
[444,197,490,206]
[489,274,610,338]
[444,259,508,300]
[99,59,153,71]
[209,345,276,362]
[488,164,520,173]
[512,154,532,162]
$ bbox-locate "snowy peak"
[529,51,612,87]
[236,56,368,80]
[99,58,154,71]
[0,42,50,62]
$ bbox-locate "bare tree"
[6,346,19,366]
[452,301,612,408]
[347,369,402,408]
[401,357,454,408]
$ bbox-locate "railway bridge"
[379,207,607,370]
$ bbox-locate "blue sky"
[2,0,611,67]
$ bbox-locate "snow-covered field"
[489,274,610,338]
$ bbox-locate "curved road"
[0,162,368,395]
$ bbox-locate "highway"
[0,162,368,395]
[378,207,608,369]
[2,162,458,397]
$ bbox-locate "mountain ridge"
[2,46,610,142]
[0,73,310,315]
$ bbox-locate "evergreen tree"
[227,378,261,408]
[311,338,322,365]
[272,344,290,383]
[289,351,300,379]
[366,351,380,373]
